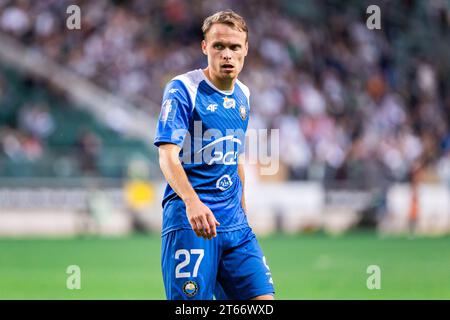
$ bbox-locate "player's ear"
[244,41,249,57]
[201,40,207,55]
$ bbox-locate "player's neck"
[203,68,235,92]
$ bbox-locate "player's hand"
[185,198,220,240]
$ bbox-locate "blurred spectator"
[0,2,31,37]
[0,127,43,162]
[75,128,102,175]
[18,103,55,139]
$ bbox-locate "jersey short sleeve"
[154,80,192,148]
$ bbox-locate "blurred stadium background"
[0,0,449,299]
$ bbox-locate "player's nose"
[221,48,232,59]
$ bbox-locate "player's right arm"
[158,143,220,239]
[154,80,219,240]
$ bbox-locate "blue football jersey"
[154,69,250,235]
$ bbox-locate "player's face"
[202,23,248,83]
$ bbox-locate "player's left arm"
[237,155,247,214]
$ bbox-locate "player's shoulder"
[164,69,204,103]
[235,78,250,99]
[169,69,203,91]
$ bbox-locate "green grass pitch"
[0,232,449,299]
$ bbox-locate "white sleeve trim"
[236,78,250,104]
[172,69,203,111]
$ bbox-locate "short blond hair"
[202,10,248,42]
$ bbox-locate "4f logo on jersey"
[207,104,218,112]
[223,97,236,109]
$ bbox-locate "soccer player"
[154,10,275,300]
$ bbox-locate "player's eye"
[230,45,240,51]
[214,44,224,50]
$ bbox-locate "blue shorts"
[161,226,275,300]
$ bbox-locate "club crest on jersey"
[182,280,198,297]
[223,97,236,109]
[216,174,233,191]
[239,105,247,120]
